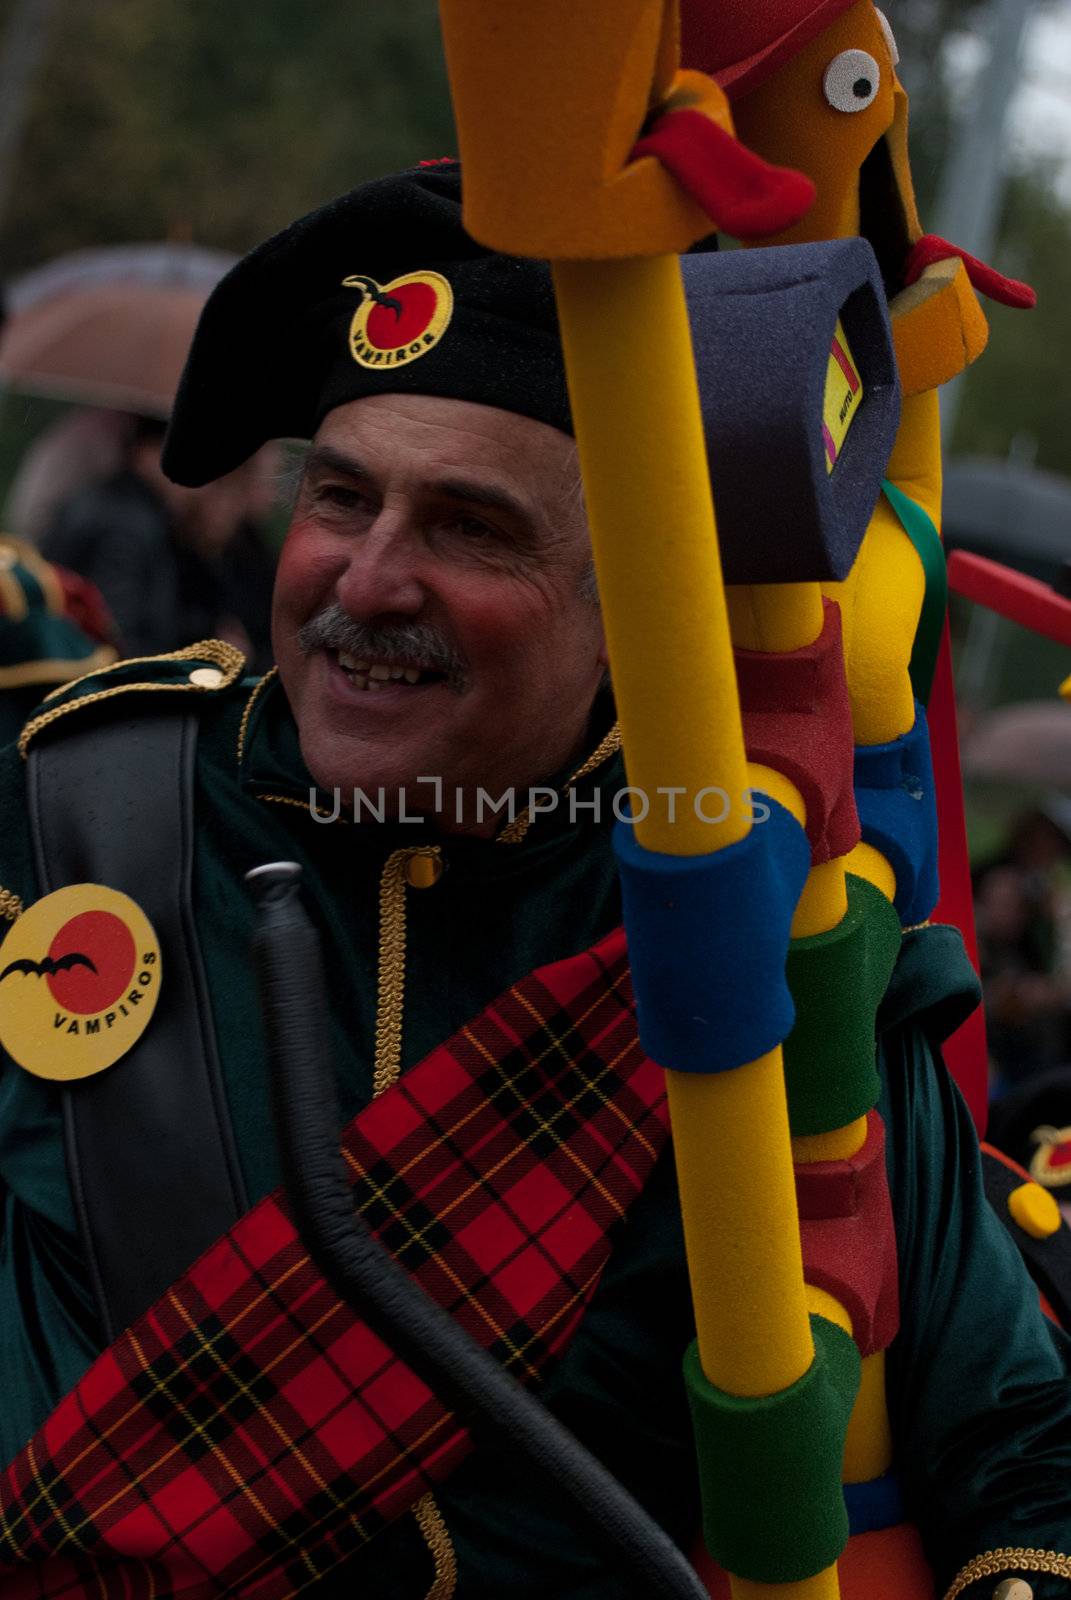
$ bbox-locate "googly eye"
[875,10,900,66]
[824,49,881,113]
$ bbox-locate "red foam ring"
[796,1115,900,1360]
[693,1524,935,1598]
[948,550,1071,649]
[929,625,988,1136]
[737,600,860,865]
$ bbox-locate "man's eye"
[316,484,366,509]
[443,513,497,540]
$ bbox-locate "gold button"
[1008,1181,1061,1240]
[405,850,443,889]
[188,666,225,689]
[994,1580,1034,1600]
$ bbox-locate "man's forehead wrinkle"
[304,443,374,482]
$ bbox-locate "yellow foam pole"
[732,1569,842,1600]
[553,255,817,1406]
[551,257,750,856]
[668,1060,813,1396]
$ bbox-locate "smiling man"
[277,392,605,826]
[0,162,1070,1600]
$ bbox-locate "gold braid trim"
[0,888,24,923]
[413,1491,459,1600]
[371,859,455,1593]
[0,649,116,690]
[942,1548,1071,1599]
[497,720,622,845]
[20,641,245,758]
[373,846,442,1096]
[236,666,278,763]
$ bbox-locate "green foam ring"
[782,875,902,1137]
[881,480,948,710]
[685,1314,862,1585]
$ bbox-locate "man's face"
[273,393,607,827]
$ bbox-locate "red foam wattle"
[631,109,815,240]
[904,235,1036,310]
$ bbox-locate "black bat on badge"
[0,951,97,982]
[341,274,404,319]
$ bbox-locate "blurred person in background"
[2,408,128,546]
[975,800,1071,1093]
[0,535,116,746]
[39,414,277,666]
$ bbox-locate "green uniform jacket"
[0,651,1070,1599]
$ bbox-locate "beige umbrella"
[962,700,1071,789]
[0,243,235,417]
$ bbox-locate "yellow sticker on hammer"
[822,319,864,474]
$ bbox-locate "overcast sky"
[953,1,1071,192]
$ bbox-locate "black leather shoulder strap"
[27,711,248,1340]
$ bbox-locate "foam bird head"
[680,0,999,393]
[438,0,814,259]
[684,1,918,275]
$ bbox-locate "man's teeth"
[335,650,428,689]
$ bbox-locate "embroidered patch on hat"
[342,270,454,369]
[0,884,161,1080]
[1029,1125,1071,1189]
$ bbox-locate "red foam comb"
[631,108,815,240]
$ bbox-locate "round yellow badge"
[342,270,454,370]
[0,884,161,1081]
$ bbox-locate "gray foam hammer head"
[682,237,901,586]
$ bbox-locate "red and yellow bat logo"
[0,885,161,1081]
[343,270,454,369]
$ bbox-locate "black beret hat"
[162,162,572,486]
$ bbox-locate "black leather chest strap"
[27,711,248,1341]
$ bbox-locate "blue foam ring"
[854,703,940,927]
[614,797,811,1076]
[843,1472,906,1537]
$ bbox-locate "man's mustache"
[297,604,468,692]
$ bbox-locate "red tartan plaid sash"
[0,928,667,1599]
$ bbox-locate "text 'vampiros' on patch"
[343,269,454,369]
[0,884,162,1081]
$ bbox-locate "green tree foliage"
[952,164,1071,472]
[0,0,456,272]
[1,0,1069,482]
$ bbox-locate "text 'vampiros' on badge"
[0,884,161,1081]
[343,270,454,369]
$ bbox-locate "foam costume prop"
[680,3,1050,1595]
[681,0,1035,1112]
[437,5,923,1597]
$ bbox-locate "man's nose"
[334,519,425,617]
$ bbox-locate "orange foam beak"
[439,0,813,258]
